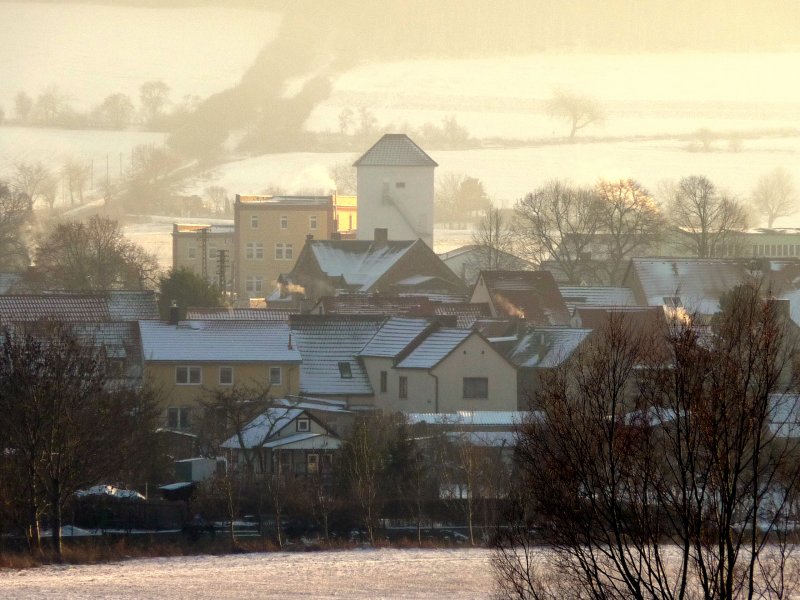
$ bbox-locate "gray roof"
[309,240,416,291]
[360,317,433,358]
[0,291,158,323]
[626,258,746,315]
[508,327,593,369]
[353,134,438,168]
[107,291,159,320]
[396,328,472,369]
[558,286,638,314]
[290,315,384,396]
[139,320,301,363]
[185,307,294,321]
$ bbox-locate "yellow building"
[234,195,341,301]
[139,319,302,433]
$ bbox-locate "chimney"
[374,228,388,244]
[168,301,180,325]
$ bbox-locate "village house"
[439,244,534,285]
[277,228,467,306]
[387,327,518,414]
[354,133,436,248]
[469,270,570,325]
[138,318,302,433]
[221,404,344,478]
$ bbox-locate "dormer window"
[338,361,352,379]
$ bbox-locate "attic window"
[395,182,405,189]
[338,361,352,379]
[297,417,310,432]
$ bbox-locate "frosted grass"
[0,548,493,600]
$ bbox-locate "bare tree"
[547,90,604,140]
[329,162,357,195]
[596,178,665,284]
[435,173,491,225]
[32,215,159,291]
[32,86,68,126]
[61,159,89,206]
[469,204,518,273]
[495,285,800,599]
[514,180,602,284]
[92,93,134,129]
[123,144,183,214]
[0,322,161,560]
[752,167,797,228]
[13,161,51,211]
[338,108,354,135]
[14,91,33,123]
[667,175,749,258]
[139,80,170,127]
[0,182,32,270]
[204,185,230,215]
[340,413,392,545]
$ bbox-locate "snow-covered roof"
[274,396,350,413]
[290,315,383,396]
[309,240,416,291]
[445,430,517,447]
[360,317,433,358]
[558,285,638,314]
[139,320,301,363]
[476,270,570,325]
[407,411,526,427]
[75,484,145,500]
[221,407,303,449]
[353,133,437,167]
[508,326,592,368]
[260,432,342,450]
[395,328,473,369]
[627,258,747,315]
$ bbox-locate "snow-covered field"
[0,548,494,599]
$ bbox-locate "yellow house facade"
[139,319,302,433]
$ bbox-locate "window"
[208,245,217,260]
[245,276,263,293]
[463,377,488,399]
[380,370,387,393]
[245,242,264,260]
[275,243,293,260]
[250,215,259,228]
[167,407,191,429]
[399,376,408,399]
[395,181,405,189]
[297,417,310,433]
[176,366,201,385]
[269,367,282,385]
[187,244,197,260]
[307,453,319,473]
[219,366,233,385]
[309,215,317,230]
[280,215,288,229]
[338,361,352,379]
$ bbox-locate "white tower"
[353,134,437,247]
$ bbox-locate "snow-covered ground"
[0,548,494,599]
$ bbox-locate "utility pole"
[217,249,228,299]
[199,227,208,281]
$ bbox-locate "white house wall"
[356,166,434,247]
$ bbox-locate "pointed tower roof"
[353,133,438,167]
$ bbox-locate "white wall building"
[354,133,437,248]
